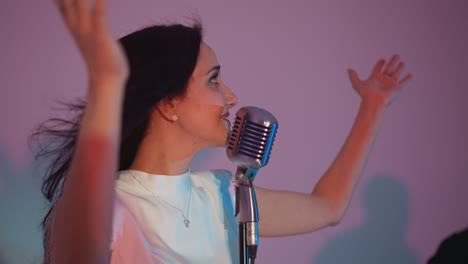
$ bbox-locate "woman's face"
[174,42,238,147]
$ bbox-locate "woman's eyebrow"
[206,65,221,75]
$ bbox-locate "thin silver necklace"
[127,170,192,228]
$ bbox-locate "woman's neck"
[128,120,201,176]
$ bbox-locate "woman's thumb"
[347,68,359,85]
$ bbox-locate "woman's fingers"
[54,0,77,27]
[347,68,360,86]
[53,0,128,83]
[54,0,74,12]
[398,74,412,87]
[393,62,404,79]
[383,54,399,74]
[75,0,91,28]
[91,0,108,30]
[54,0,98,31]
[372,59,386,77]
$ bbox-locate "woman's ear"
[155,96,180,122]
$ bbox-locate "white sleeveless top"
[110,169,239,264]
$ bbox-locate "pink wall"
[1,0,467,263]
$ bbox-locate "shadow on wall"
[0,251,8,264]
[313,174,421,264]
[0,148,46,264]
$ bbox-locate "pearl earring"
[171,114,178,121]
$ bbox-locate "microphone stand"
[227,106,278,263]
[235,167,259,264]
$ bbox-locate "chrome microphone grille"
[227,106,278,168]
[228,116,270,159]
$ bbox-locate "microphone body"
[226,106,278,264]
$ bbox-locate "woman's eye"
[210,74,218,84]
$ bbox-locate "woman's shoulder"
[111,195,130,237]
[111,194,144,243]
[113,194,131,221]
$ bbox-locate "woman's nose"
[221,81,238,108]
[225,87,238,108]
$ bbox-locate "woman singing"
[33,0,412,263]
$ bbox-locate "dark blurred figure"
[428,227,468,264]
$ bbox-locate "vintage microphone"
[226,106,278,264]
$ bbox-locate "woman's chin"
[204,120,231,148]
[218,129,231,148]
[221,119,231,144]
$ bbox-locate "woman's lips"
[221,111,230,118]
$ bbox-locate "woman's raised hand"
[54,0,129,85]
[347,54,412,107]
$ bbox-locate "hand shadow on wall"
[0,147,49,264]
[313,174,421,264]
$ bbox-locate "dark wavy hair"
[29,21,203,249]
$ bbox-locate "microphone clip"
[234,167,259,186]
[234,167,259,224]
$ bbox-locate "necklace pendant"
[184,219,190,227]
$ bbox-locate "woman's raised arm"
[256,55,412,237]
[48,0,128,263]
